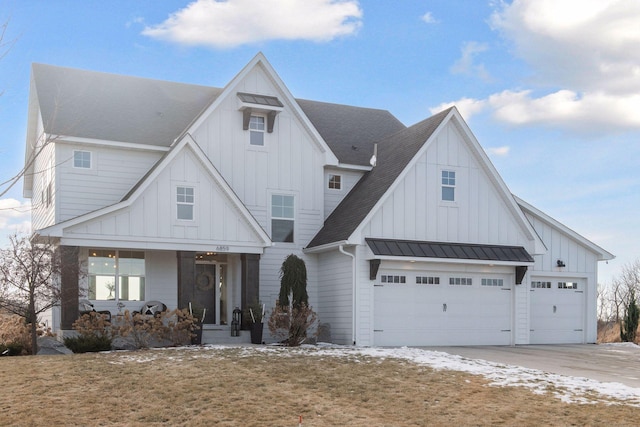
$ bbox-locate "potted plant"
[247,300,265,344]
[189,303,206,345]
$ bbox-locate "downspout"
[339,244,357,345]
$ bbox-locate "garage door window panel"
[559,282,578,289]
[449,277,472,286]
[531,281,551,289]
[481,278,504,287]
[381,275,406,284]
[416,276,440,285]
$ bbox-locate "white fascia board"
[515,195,615,261]
[58,236,266,254]
[368,255,535,267]
[303,240,352,254]
[23,74,41,196]
[57,136,170,152]
[334,163,373,172]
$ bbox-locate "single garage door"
[373,271,513,346]
[530,278,585,344]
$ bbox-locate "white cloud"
[142,0,363,48]
[486,89,640,132]
[450,41,490,81]
[0,198,31,244]
[490,0,640,94]
[487,146,510,156]
[430,97,488,121]
[432,0,640,132]
[421,12,437,24]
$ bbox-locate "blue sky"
[0,0,638,285]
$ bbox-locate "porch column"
[241,253,260,329]
[177,251,196,309]
[60,245,79,329]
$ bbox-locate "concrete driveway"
[426,344,640,388]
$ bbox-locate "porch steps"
[201,327,251,345]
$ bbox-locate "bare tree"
[0,233,76,354]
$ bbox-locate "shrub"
[621,292,640,343]
[268,302,318,347]
[0,313,32,355]
[63,334,112,353]
[111,309,198,349]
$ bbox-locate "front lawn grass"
[0,346,638,426]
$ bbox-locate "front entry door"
[195,263,216,325]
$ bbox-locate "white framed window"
[481,278,504,287]
[88,249,145,302]
[271,194,294,243]
[176,186,195,220]
[558,281,578,290]
[73,150,91,169]
[381,275,406,284]
[441,170,456,201]
[531,281,551,289]
[449,277,472,286]
[249,115,265,146]
[328,174,342,190]
[416,276,440,285]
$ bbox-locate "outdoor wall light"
[557,259,566,268]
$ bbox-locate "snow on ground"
[112,344,640,407]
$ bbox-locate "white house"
[23,53,613,346]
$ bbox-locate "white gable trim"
[515,196,614,261]
[56,136,171,152]
[182,52,339,166]
[348,107,545,254]
[37,134,272,247]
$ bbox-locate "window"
[249,115,265,146]
[481,278,504,287]
[449,277,472,286]
[381,275,406,284]
[177,186,194,220]
[416,276,440,285]
[271,194,294,242]
[73,150,91,169]
[442,170,456,201]
[558,281,578,290]
[88,250,145,302]
[531,281,551,289]
[328,174,342,190]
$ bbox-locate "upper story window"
[73,150,91,169]
[271,194,294,243]
[328,174,342,190]
[88,249,145,302]
[249,115,265,146]
[176,186,195,220]
[441,170,456,201]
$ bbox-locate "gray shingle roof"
[32,63,222,146]
[296,99,406,166]
[366,238,534,263]
[306,108,453,248]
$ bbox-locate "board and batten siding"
[55,142,163,223]
[317,249,354,345]
[524,211,600,343]
[31,123,56,232]
[63,147,263,246]
[358,121,532,249]
[323,168,365,219]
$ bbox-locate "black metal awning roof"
[365,238,534,263]
[237,92,283,107]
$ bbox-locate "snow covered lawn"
[2,344,640,426]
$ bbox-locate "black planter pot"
[191,321,203,345]
[250,322,264,344]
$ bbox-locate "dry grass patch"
[0,346,639,426]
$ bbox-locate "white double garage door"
[373,268,585,346]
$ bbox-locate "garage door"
[373,271,513,346]
[530,278,585,344]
